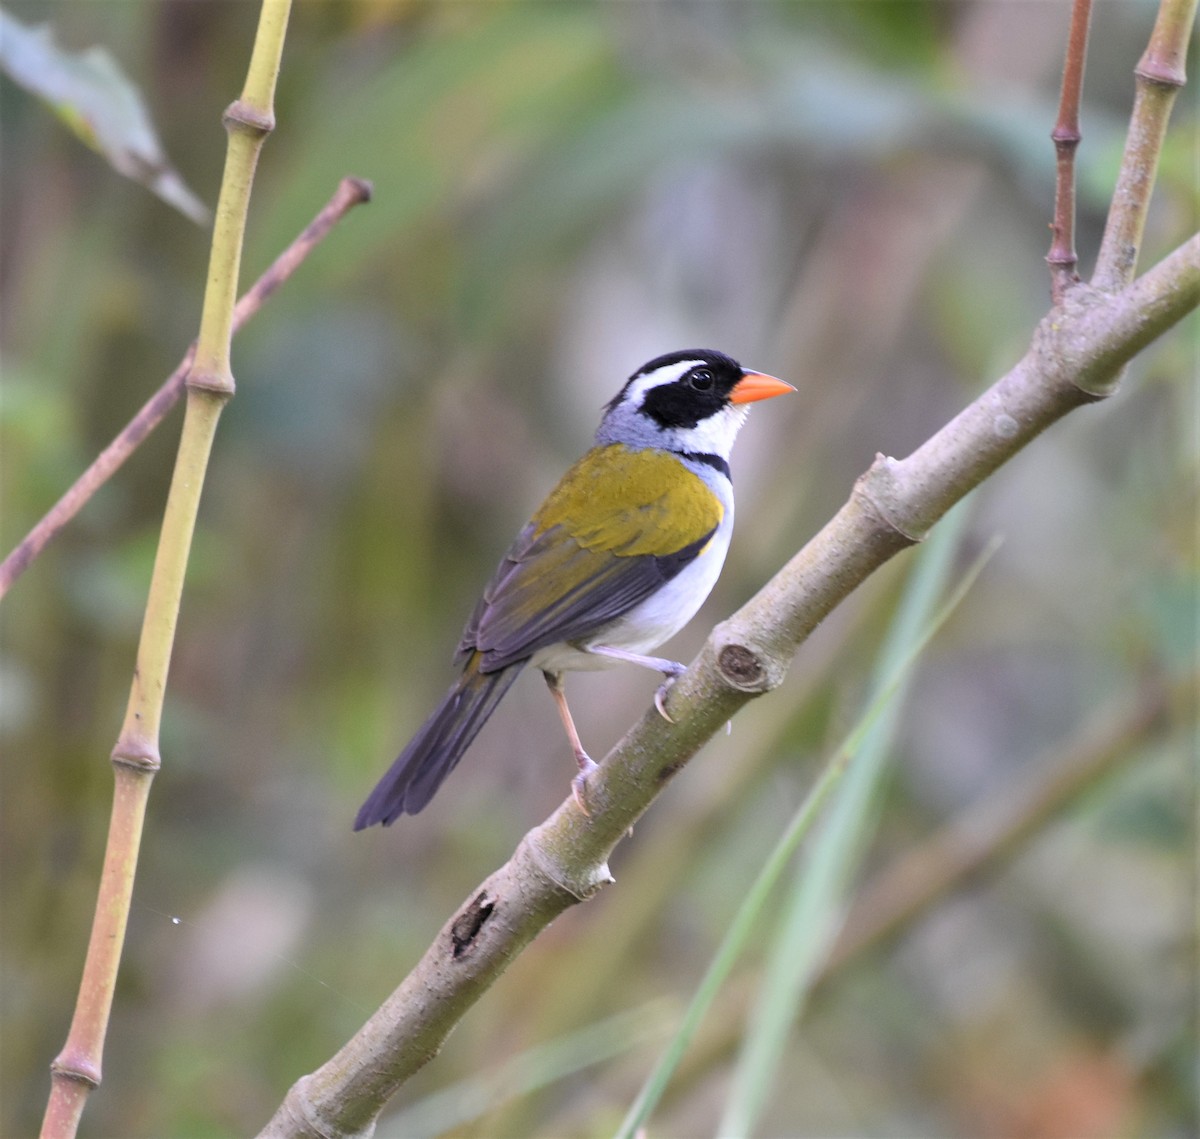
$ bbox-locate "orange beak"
[729,370,796,404]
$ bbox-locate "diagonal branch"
[258,233,1200,1139]
[0,175,372,601]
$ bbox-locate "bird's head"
[596,349,794,458]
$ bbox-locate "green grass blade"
[717,500,985,1138]
[617,499,994,1139]
[612,729,856,1139]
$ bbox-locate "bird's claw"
[572,755,600,816]
[654,681,676,723]
[654,663,686,723]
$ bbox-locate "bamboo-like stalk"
[40,4,292,1136]
[1047,0,1093,300]
[1093,0,1196,291]
[0,176,371,601]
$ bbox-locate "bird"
[354,349,794,828]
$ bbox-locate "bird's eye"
[688,368,715,391]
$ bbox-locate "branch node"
[223,98,275,136]
[1033,283,1123,400]
[711,627,786,694]
[111,735,161,773]
[523,833,614,902]
[856,457,927,544]
[1135,58,1187,89]
[185,367,236,398]
[49,1055,101,1090]
[717,643,767,691]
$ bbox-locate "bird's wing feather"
[458,445,722,671]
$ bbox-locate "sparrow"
[355,349,793,828]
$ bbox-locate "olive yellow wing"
[457,444,723,672]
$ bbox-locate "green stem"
[40,4,292,1136]
[191,0,292,388]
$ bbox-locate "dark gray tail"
[354,655,524,828]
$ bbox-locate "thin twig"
[0,175,371,601]
[1047,0,1093,302]
[1092,0,1196,291]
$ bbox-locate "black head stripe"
[633,348,739,379]
[635,351,746,430]
[606,349,745,420]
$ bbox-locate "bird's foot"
[571,753,600,816]
[653,662,686,723]
[654,680,676,723]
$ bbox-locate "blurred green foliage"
[1,2,1195,1137]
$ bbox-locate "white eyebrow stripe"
[624,359,708,407]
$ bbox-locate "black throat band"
[676,451,731,481]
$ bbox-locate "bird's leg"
[543,671,598,815]
[587,645,686,724]
[587,644,686,675]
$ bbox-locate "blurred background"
[1,2,1195,1136]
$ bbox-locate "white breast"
[591,508,733,654]
[529,479,735,675]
